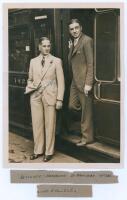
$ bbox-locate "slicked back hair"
[68,18,82,27]
[39,37,50,44]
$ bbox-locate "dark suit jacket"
[68,33,93,92]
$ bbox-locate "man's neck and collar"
[73,32,83,46]
[39,53,51,59]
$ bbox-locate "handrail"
[94,83,120,104]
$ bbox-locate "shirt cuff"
[84,85,92,91]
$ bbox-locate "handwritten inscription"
[37,185,92,197]
[11,170,118,184]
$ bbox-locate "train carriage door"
[94,9,120,146]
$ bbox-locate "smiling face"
[39,39,51,56]
[69,22,82,39]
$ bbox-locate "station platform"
[56,132,120,163]
[9,128,120,163]
[9,132,83,163]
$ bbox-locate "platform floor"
[9,132,83,163]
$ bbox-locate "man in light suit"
[25,37,65,162]
[68,19,94,146]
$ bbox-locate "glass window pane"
[9,26,31,72]
[95,12,117,81]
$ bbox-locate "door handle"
[94,82,101,100]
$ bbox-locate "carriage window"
[9,26,31,72]
[95,12,117,82]
[33,20,50,56]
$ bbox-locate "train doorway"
[73,9,120,145]
[59,9,120,162]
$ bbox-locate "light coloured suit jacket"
[68,33,93,92]
[26,54,65,105]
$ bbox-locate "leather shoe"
[76,141,87,146]
[43,155,53,162]
[30,154,43,160]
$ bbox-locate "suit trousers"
[30,93,56,156]
[69,81,93,143]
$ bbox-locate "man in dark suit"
[68,19,94,146]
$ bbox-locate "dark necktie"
[41,56,45,67]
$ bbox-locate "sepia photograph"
[7,6,121,165]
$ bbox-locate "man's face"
[69,22,82,38]
[39,40,51,55]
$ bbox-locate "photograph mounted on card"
[3,2,123,169]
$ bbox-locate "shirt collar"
[40,53,51,60]
[73,32,83,46]
[74,32,82,41]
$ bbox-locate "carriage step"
[56,134,120,163]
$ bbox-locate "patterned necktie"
[41,56,45,67]
[74,38,78,46]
